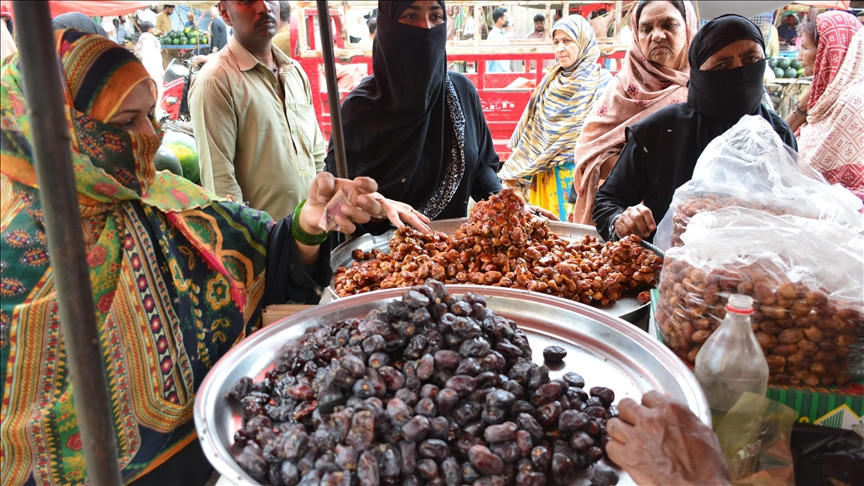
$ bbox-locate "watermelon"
[777,57,791,70]
[162,131,200,184]
[773,67,785,78]
[784,67,798,79]
[154,146,183,177]
[768,58,778,68]
[791,59,802,70]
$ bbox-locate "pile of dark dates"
[333,188,661,307]
[229,280,620,485]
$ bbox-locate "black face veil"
[687,14,767,120]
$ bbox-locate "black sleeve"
[463,81,503,201]
[262,215,332,306]
[592,130,649,241]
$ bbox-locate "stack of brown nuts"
[657,258,862,387]
[669,193,798,248]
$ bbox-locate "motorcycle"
[159,58,194,124]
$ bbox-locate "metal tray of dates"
[195,285,709,485]
[325,218,650,323]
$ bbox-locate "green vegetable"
[773,67,785,78]
[784,67,798,79]
[163,131,200,184]
[791,59,802,70]
[768,58,778,68]
[154,146,183,177]
[777,58,791,70]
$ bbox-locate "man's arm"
[189,72,243,202]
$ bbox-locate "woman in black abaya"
[592,14,797,242]
[325,0,502,234]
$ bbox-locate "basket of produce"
[327,189,663,323]
[195,282,709,485]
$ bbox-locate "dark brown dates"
[543,345,568,363]
[228,281,619,485]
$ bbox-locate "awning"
[2,0,153,17]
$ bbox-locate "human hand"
[614,203,655,239]
[525,204,558,220]
[606,391,731,486]
[371,194,431,234]
[302,172,381,236]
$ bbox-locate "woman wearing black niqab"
[592,14,797,242]
[324,0,501,234]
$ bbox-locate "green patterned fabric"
[1,32,273,484]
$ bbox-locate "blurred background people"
[777,11,799,45]
[486,7,511,72]
[272,0,293,55]
[499,15,612,221]
[209,5,228,52]
[527,13,548,39]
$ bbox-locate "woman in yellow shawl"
[0,30,424,485]
[498,15,612,221]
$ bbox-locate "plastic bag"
[654,115,863,250]
[715,392,797,486]
[655,207,864,386]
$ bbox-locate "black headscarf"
[687,14,766,120]
[593,14,796,240]
[327,0,469,220]
[51,13,108,37]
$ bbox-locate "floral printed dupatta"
[1,31,271,484]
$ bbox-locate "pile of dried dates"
[229,281,620,485]
[333,189,661,307]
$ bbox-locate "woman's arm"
[784,85,810,133]
[592,136,652,240]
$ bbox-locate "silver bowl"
[195,285,708,485]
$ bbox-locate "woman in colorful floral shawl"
[797,11,864,201]
[498,15,612,221]
[0,30,411,485]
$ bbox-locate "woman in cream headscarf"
[498,15,612,221]
[569,0,697,225]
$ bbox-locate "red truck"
[290,1,627,161]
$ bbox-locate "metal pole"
[12,2,122,485]
[316,0,349,179]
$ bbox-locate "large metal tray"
[195,286,710,486]
[326,218,649,323]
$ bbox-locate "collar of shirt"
[226,37,290,75]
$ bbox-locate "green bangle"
[291,199,331,246]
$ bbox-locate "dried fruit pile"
[229,281,620,485]
[333,189,662,306]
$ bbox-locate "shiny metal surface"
[195,286,709,486]
[326,218,649,322]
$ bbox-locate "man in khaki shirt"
[155,4,174,35]
[189,0,325,221]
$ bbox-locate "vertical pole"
[316,0,348,179]
[12,2,121,485]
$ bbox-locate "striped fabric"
[499,15,611,221]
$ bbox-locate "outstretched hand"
[605,391,731,485]
[302,172,430,237]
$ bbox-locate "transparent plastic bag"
[654,115,863,250]
[715,392,797,486]
[656,207,864,386]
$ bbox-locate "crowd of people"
[1,0,863,485]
